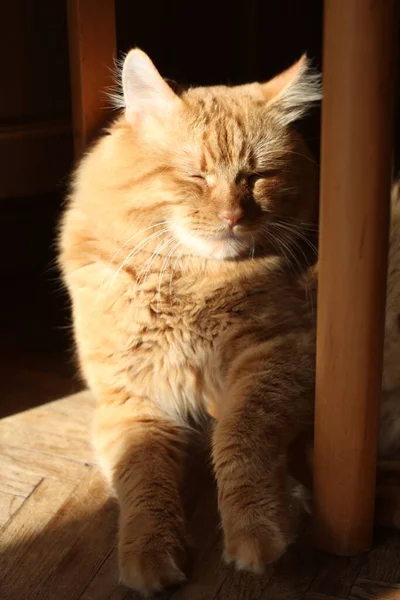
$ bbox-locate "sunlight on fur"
[59,48,400,595]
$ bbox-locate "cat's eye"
[247,173,265,186]
[188,174,208,186]
[247,170,278,186]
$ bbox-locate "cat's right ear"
[262,55,322,126]
[122,49,181,125]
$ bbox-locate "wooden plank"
[308,554,365,598]
[214,568,268,600]
[0,492,25,527]
[38,493,118,600]
[359,531,400,583]
[45,391,95,432]
[305,595,346,600]
[0,421,93,464]
[171,444,228,600]
[314,0,396,555]
[258,532,323,600]
[0,478,76,584]
[47,390,96,417]
[0,469,110,600]
[350,579,400,600]
[0,451,41,497]
[171,533,226,600]
[205,530,321,600]
[77,548,129,600]
[67,0,116,157]
[11,402,90,441]
[0,445,86,485]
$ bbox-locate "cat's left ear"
[122,48,181,124]
[262,55,322,126]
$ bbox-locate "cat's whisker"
[109,222,171,268]
[102,227,170,299]
[133,233,173,297]
[157,239,181,312]
[258,228,286,276]
[279,218,319,234]
[283,150,319,167]
[169,249,182,299]
[270,222,317,260]
[132,243,163,298]
[152,237,177,296]
[269,225,315,318]
[271,224,318,317]
[110,228,169,285]
[251,145,320,173]
[262,225,298,274]
[98,221,171,295]
[254,147,319,168]
[263,211,319,232]
[272,220,318,255]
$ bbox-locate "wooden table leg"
[67,0,116,159]
[313,0,397,555]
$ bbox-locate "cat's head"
[105,49,321,260]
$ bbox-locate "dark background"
[0,1,398,410]
[1,0,324,276]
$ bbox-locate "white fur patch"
[172,222,248,260]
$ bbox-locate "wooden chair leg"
[67,0,116,159]
[313,0,396,555]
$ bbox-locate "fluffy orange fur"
[59,49,322,594]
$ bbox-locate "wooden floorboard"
[349,579,400,599]
[1,359,400,600]
[308,553,366,598]
[0,492,25,527]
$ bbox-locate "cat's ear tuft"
[262,55,322,126]
[122,48,181,123]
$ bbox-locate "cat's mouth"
[211,233,240,245]
[212,228,246,241]
[172,221,254,260]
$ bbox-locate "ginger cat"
[60,49,320,593]
[60,49,399,594]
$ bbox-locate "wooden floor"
[2,279,400,599]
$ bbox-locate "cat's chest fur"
[124,256,309,421]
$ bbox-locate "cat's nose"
[218,208,245,228]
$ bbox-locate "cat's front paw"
[223,522,289,573]
[119,518,187,595]
[221,499,291,574]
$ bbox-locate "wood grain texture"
[38,494,118,600]
[67,0,116,158]
[308,554,365,598]
[359,530,400,583]
[350,579,400,600]
[0,492,25,527]
[0,445,86,485]
[77,548,129,600]
[314,0,397,555]
[0,455,41,497]
[0,478,76,586]
[2,470,109,600]
[2,367,400,600]
[305,595,346,600]
[0,420,93,463]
